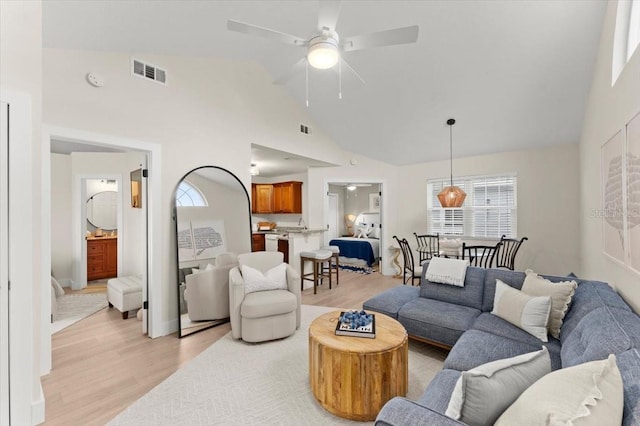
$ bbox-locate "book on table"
[334,312,376,338]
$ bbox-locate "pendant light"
[437,118,467,208]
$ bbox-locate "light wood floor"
[41,270,405,425]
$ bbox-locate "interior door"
[327,193,339,242]
[0,101,10,426]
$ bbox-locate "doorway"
[325,181,385,274]
[41,126,162,376]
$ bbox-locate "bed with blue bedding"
[328,237,380,267]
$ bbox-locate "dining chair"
[393,236,422,286]
[494,235,528,270]
[413,232,439,264]
[461,243,498,268]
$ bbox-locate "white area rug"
[108,305,446,426]
[51,293,108,334]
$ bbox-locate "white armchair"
[184,253,238,322]
[229,251,301,343]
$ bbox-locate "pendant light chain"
[449,123,453,187]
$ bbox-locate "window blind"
[427,174,517,238]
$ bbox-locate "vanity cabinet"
[87,236,117,281]
[251,181,302,214]
[252,233,265,252]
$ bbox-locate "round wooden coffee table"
[308,310,408,421]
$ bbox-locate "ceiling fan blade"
[227,20,307,47]
[317,0,341,31]
[340,58,366,85]
[273,57,307,85]
[341,25,419,52]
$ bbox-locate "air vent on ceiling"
[300,124,311,135]
[132,58,167,85]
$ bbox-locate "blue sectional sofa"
[363,267,640,425]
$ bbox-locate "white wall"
[43,49,349,332]
[397,143,581,276]
[344,184,381,218]
[0,0,43,423]
[51,153,72,282]
[580,1,640,311]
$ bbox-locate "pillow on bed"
[355,226,371,238]
[370,226,381,239]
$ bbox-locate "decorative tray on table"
[335,310,376,338]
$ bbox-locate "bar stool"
[300,249,332,294]
[321,245,340,286]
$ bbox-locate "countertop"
[253,228,326,235]
[86,235,117,240]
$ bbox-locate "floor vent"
[132,58,167,85]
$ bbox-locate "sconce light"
[250,163,259,176]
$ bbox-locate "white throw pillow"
[241,263,288,294]
[446,347,551,426]
[492,279,552,342]
[522,269,578,339]
[205,263,215,271]
[521,269,577,339]
[495,354,623,426]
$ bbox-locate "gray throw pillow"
[445,347,551,426]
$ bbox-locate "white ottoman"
[107,276,142,319]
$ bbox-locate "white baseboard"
[32,383,45,425]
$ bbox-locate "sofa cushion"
[561,281,632,343]
[471,313,562,370]
[417,369,461,414]
[495,354,623,426]
[481,269,526,312]
[445,347,551,426]
[618,349,640,426]
[561,306,640,368]
[362,285,420,319]
[521,269,577,339]
[420,266,486,310]
[491,280,551,342]
[444,329,542,372]
[240,289,297,319]
[398,298,481,347]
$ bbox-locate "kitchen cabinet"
[252,184,274,214]
[251,181,302,214]
[87,236,117,281]
[278,239,289,263]
[252,233,265,252]
[273,181,302,213]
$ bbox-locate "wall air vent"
[300,124,311,135]
[132,58,167,85]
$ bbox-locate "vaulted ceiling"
[43,0,606,166]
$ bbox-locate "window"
[427,174,517,238]
[175,181,207,207]
[613,0,640,84]
[628,0,640,61]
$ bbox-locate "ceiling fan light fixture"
[307,37,339,69]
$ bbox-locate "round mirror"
[173,166,251,337]
[87,190,118,230]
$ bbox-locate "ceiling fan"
[227,0,419,94]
